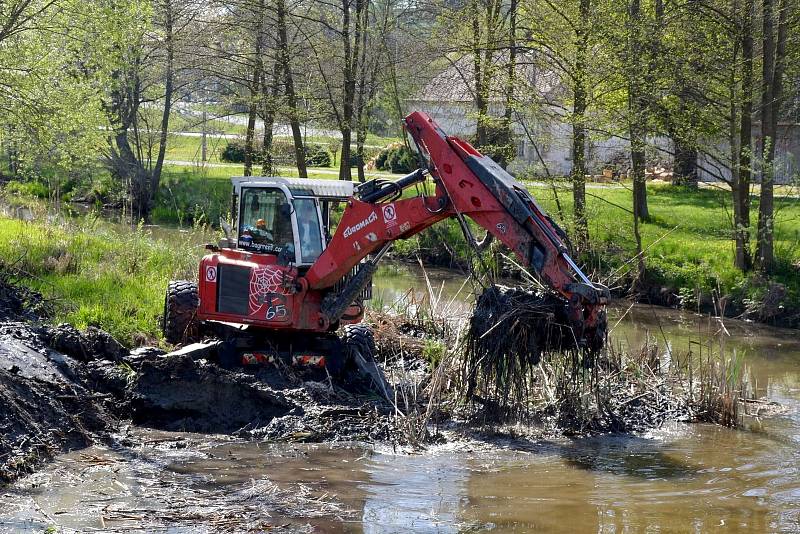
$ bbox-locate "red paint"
[194,111,607,342]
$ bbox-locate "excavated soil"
[0,322,117,484]
[0,278,395,485]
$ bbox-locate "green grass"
[532,183,800,291]
[163,131,401,167]
[0,216,207,346]
[2,174,798,347]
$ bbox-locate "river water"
[2,243,799,531]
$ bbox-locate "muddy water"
[3,261,800,532]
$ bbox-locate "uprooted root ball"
[463,284,583,414]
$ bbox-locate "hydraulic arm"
[304,111,609,350]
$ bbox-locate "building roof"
[409,53,562,104]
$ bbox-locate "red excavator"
[162,111,609,387]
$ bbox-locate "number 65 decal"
[265,304,287,320]
[258,293,288,320]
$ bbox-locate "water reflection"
[361,452,470,533]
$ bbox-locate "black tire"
[343,324,392,400]
[163,280,200,345]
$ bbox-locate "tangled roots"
[463,285,581,417]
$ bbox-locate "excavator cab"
[229,177,352,266]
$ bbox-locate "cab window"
[238,188,294,257]
[293,197,323,263]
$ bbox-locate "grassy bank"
[0,215,205,346]
[3,168,799,331]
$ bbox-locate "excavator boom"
[305,111,609,350]
[169,110,608,377]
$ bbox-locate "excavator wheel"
[342,324,392,401]
[163,280,200,345]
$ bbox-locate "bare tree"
[106,0,204,218]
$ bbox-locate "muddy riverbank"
[0,265,737,487]
[0,275,399,484]
[1,268,799,531]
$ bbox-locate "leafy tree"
[0,0,112,195]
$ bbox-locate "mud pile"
[0,324,120,483]
[129,353,392,441]
[0,276,394,485]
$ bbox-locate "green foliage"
[375,143,416,174]
[423,339,446,369]
[220,140,332,168]
[153,168,231,226]
[0,216,204,346]
[304,144,333,167]
[349,146,381,167]
[0,0,137,183]
[468,119,516,168]
[220,140,248,163]
[4,180,49,199]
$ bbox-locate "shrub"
[304,144,332,167]
[467,122,516,168]
[272,140,298,166]
[387,146,416,174]
[220,141,247,163]
[374,143,417,174]
[349,146,382,168]
[4,180,49,199]
[222,140,334,168]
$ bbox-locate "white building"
[407,59,799,183]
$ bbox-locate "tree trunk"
[756,0,786,272]
[261,62,280,176]
[631,138,649,220]
[113,129,150,219]
[338,0,364,181]
[353,0,371,183]
[354,67,377,183]
[499,0,517,169]
[276,0,307,178]
[672,141,698,187]
[243,88,258,177]
[151,0,174,206]
[472,0,489,146]
[340,128,352,180]
[504,0,517,125]
[107,66,151,220]
[627,0,650,221]
[571,0,590,249]
[734,0,754,271]
[388,51,405,142]
[244,2,265,177]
